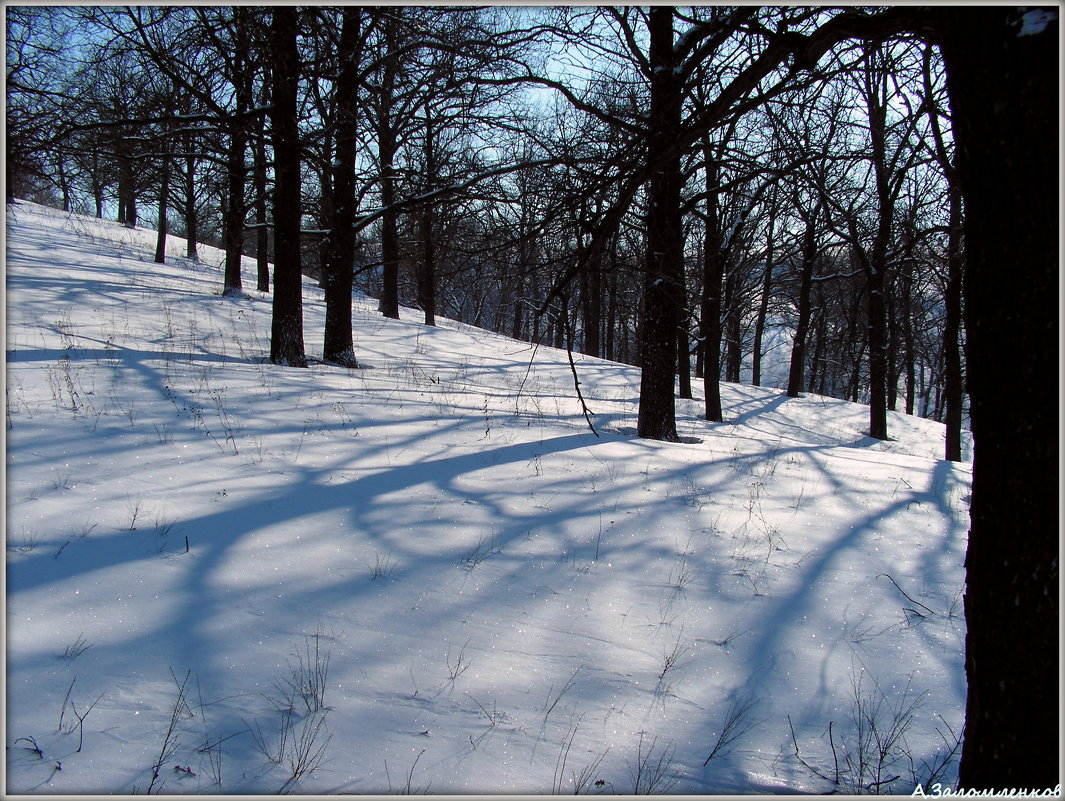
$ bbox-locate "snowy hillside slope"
[5,200,971,794]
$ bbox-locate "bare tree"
[268,6,306,367]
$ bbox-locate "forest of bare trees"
[6,6,1057,787]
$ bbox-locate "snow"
[5,200,971,794]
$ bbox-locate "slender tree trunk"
[848,340,867,404]
[253,135,270,291]
[584,258,602,358]
[183,144,199,260]
[751,198,777,387]
[56,155,71,212]
[900,268,916,415]
[117,141,136,229]
[786,205,821,398]
[605,249,618,362]
[153,144,170,264]
[417,107,437,327]
[91,150,104,219]
[809,302,827,395]
[937,9,1058,786]
[223,8,251,295]
[677,327,692,399]
[865,252,889,439]
[723,270,743,383]
[637,7,683,441]
[269,7,306,368]
[701,149,724,422]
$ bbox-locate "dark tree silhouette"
[934,7,1059,787]
[268,6,306,368]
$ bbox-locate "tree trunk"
[722,269,743,384]
[700,147,725,423]
[417,107,437,327]
[115,115,136,228]
[253,135,270,291]
[900,267,916,415]
[183,144,199,261]
[118,145,137,229]
[751,196,777,387]
[268,7,306,368]
[90,149,104,219]
[376,14,401,320]
[56,155,71,212]
[153,144,170,264]
[222,127,248,293]
[786,205,820,398]
[637,7,683,442]
[222,8,251,295]
[605,248,619,362]
[677,326,692,400]
[809,302,827,396]
[864,60,892,441]
[323,7,361,367]
[937,8,1058,787]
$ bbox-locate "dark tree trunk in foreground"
[268,7,306,368]
[861,50,894,442]
[376,13,401,320]
[323,7,361,367]
[936,8,1058,788]
[637,7,683,442]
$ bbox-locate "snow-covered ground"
[5,200,971,794]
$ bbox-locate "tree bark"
[936,8,1058,787]
[417,106,438,327]
[786,202,822,398]
[723,269,742,383]
[268,7,306,368]
[153,143,170,264]
[637,7,683,442]
[323,7,362,367]
[182,144,199,261]
[376,13,401,320]
[253,134,270,291]
[222,8,251,295]
[862,52,893,441]
[751,194,777,387]
[700,149,725,423]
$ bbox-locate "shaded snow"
[5,200,970,794]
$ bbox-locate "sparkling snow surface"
[5,201,970,794]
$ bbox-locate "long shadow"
[735,456,969,732]
[6,431,601,595]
